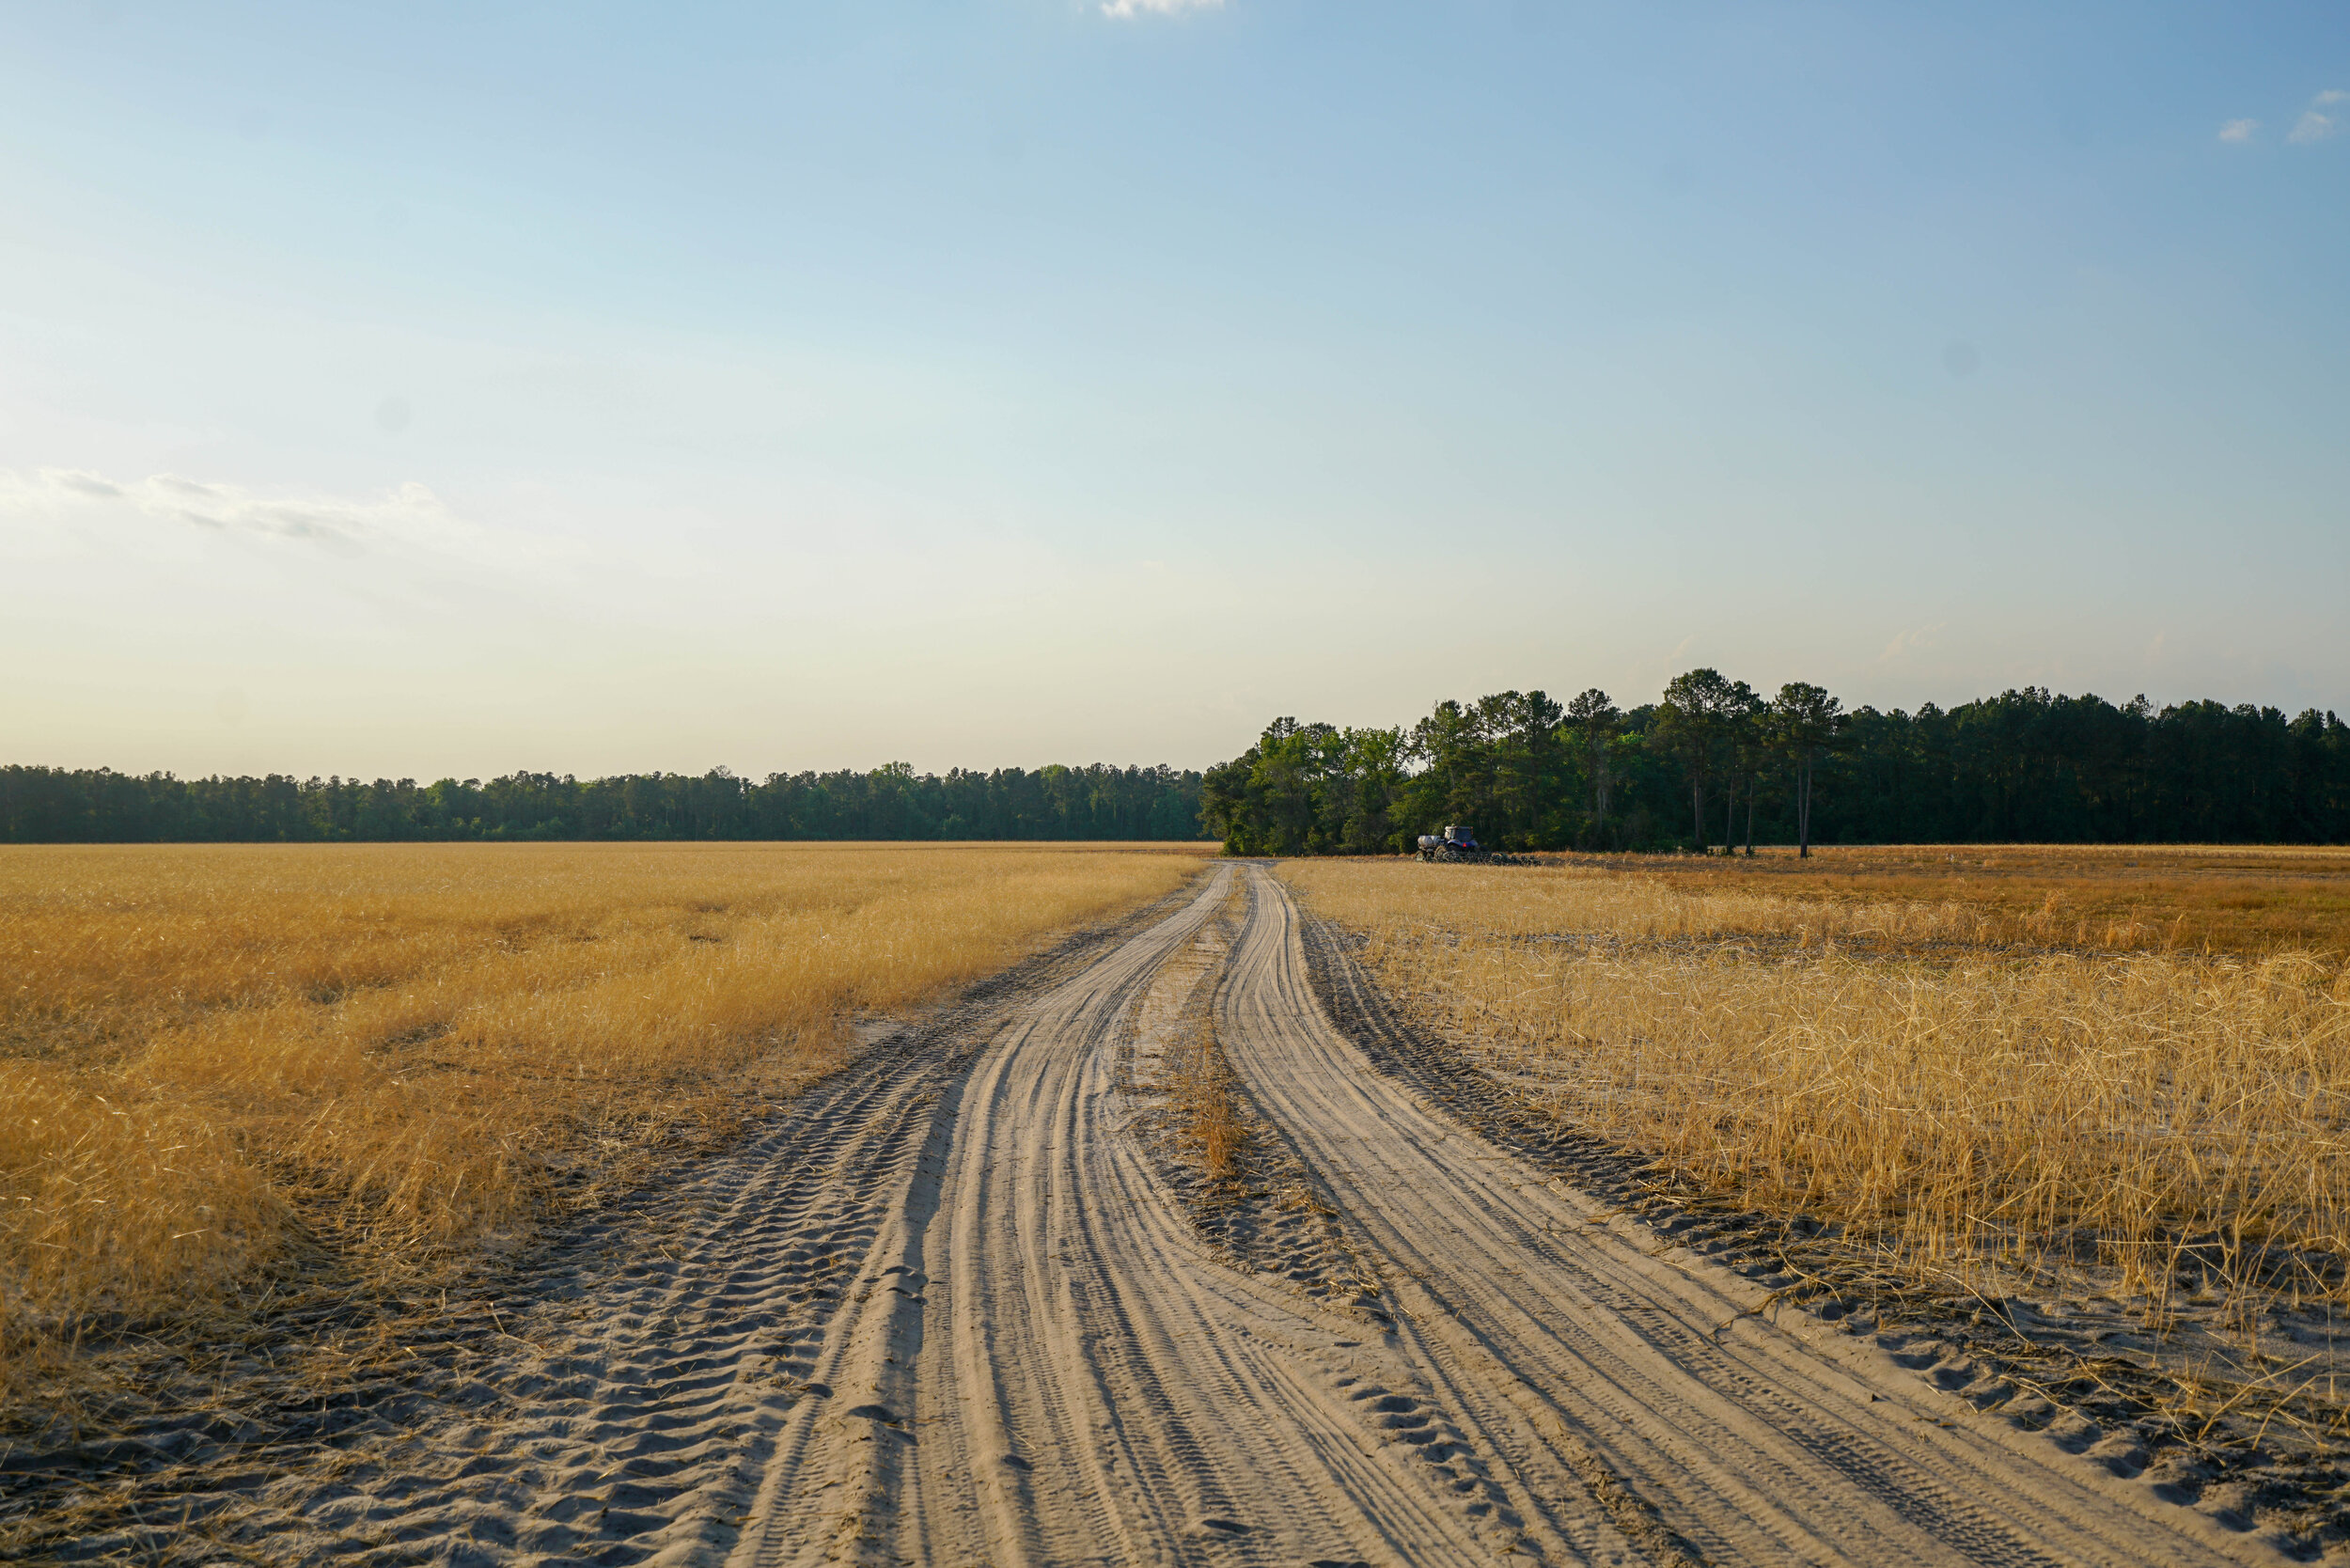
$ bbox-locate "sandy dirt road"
[722,862,2276,1568]
[84,865,2288,1565]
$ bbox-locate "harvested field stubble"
[1281,858,2350,1317]
[0,841,1209,1408]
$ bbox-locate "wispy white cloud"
[1101,0,1222,17]
[2219,92,2344,148]
[1878,621,1948,664]
[0,466,551,570]
[2289,89,2343,144]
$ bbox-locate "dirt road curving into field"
[63,864,2292,1565]
[725,863,1497,1567]
[723,861,2279,1568]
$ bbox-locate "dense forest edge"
[0,763,1206,843]
[8,677,2346,849]
[1200,676,2350,855]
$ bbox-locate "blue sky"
[3,1,2344,776]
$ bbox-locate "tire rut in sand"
[1299,905,2347,1554]
[6,885,1197,1568]
[777,863,1530,1566]
[1120,870,1386,1325]
[1219,863,2289,1568]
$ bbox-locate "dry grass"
[1160,881,1248,1184]
[1283,856,2350,1314]
[1,841,1209,1404]
[1547,844,2350,958]
[1175,1033,1245,1185]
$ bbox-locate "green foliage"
[1203,678,2350,854]
[1198,719,1408,855]
[1769,682,1845,855]
[1653,668,1762,847]
[0,762,1206,844]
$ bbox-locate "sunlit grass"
[1544,843,2350,957]
[1284,855,2350,1310]
[1,841,1209,1403]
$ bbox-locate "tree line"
[0,762,1205,844]
[12,680,2345,851]
[1199,678,2350,855]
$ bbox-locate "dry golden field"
[1283,853,2350,1317]
[1554,843,2350,957]
[0,841,1209,1403]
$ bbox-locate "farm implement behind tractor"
[1416,825,1512,863]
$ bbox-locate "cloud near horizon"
[1878,621,1950,664]
[2218,118,2258,143]
[1101,0,1223,18]
[0,466,547,571]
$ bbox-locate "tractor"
[1415,825,1490,862]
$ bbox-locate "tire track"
[807,863,1521,1566]
[11,884,1212,1567]
[1216,863,2288,1568]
